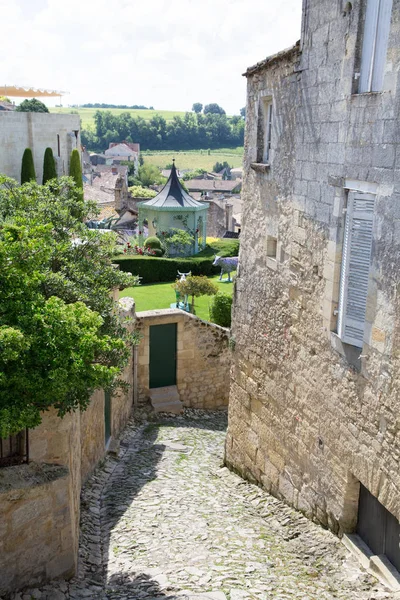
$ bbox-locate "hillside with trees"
[81,104,244,152]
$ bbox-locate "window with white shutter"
[359,0,393,93]
[337,192,375,347]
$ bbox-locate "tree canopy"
[172,275,218,313]
[21,148,36,184]
[42,147,57,184]
[192,103,203,114]
[69,149,83,190]
[81,110,244,153]
[0,176,138,436]
[16,98,49,113]
[204,103,226,115]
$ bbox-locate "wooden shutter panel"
[371,0,393,91]
[337,192,375,347]
[359,0,380,93]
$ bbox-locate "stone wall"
[226,0,400,534]
[0,112,81,183]
[0,464,73,594]
[135,309,230,410]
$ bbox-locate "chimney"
[112,166,118,175]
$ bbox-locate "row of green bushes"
[115,255,219,283]
[114,240,239,283]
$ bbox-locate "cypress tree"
[21,148,36,184]
[69,149,83,190]
[42,147,57,184]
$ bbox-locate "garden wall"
[135,308,230,409]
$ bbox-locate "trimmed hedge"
[114,255,219,283]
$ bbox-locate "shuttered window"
[359,0,393,93]
[337,192,375,347]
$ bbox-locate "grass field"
[49,107,188,129]
[142,150,243,171]
[120,274,234,322]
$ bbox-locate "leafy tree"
[172,275,218,314]
[213,161,231,173]
[209,292,232,327]
[69,149,83,190]
[129,185,157,198]
[0,176,139,436]
[16,98,49,113]
[42,147,57,184]
[0,96,11,102]
[204,103,226,115]
[182,169,206,180]
[21,148,36,184]
[137,163,166,187]
[240,107,246,118]
[192,103,203,114]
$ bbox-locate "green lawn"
[120,274,234,322]
[142,150,243,171]
[49,107,188,129]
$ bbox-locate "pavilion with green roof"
[138,161,209,255]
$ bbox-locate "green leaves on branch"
[0,175,139,436]
[172,275,218,313]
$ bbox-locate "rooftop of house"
[83,184,115,204]
[91,169,126,191]
[109,141,140,153]
[244,40,300,77]
[185,179,242,193]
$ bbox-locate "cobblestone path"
[10,411,393,600]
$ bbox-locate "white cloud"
[2,0,302,114]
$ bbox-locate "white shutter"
[337,192,375,347]
[371,0,393,91]
[359,0,380,93]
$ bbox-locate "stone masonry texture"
[225,0,400,534]
[4,410,393,600]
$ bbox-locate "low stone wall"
[0,464,72,595]
[135,308,230,409]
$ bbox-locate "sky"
[1,0,302,115]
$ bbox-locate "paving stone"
[10,410,393,600]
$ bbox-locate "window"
[359,0,393,92]
[266,235,277,258]
[256,96,273,163]
[337,192,375,347]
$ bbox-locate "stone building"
[0,112,81,183]
[226,0,400,571]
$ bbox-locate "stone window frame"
[251,91,273,173]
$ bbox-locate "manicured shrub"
[144,236,162,249]
[196,239,240,258]
[114,255,219,283]
[20,148,36,184]
[69,149,83,189]
[210,292,233,327]
[152,248,164,257]
[42,147,57,184]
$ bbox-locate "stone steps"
[149,385,183,414]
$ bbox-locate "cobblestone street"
[9,411,394,600]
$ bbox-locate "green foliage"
[115,255,219,283]
[213,160,231,173]
[204,103,226,115]
[129,185,157,198]
[69,149,83,189]
[159,228,194,257]
[0,176,139,436]
[0,96,11,102]
[172,275,218,313]
[16,98,49,113]
[196,238,240,258]
[120,160,136,185]
[42,147,57,184]
[144,236,162,250]
[152,248,164,257]
[21,148,36,184]
[240,107,246,118]
[137,163,166,187]
[192,103,203,113]
[80,109,244,153]
[209,292,233,327]
[182,168,206,180]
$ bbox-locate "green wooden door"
[149,323,177,388]
[104,391,111,444]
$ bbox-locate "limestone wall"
[0,112,81,183]
[226,0,400,534]
[0,464,73,595]
[135,309,230,410]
